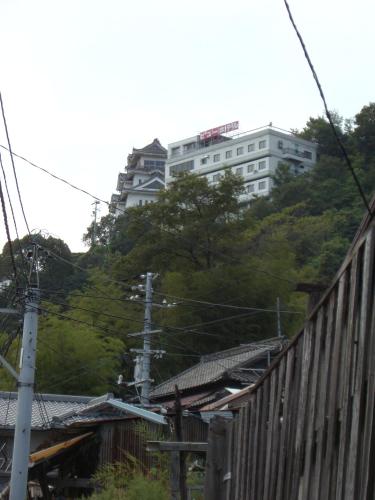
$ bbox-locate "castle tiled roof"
[132,138,167,156]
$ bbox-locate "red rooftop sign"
[199,121,239,141]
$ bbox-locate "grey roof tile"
[151,338,285,398]
[0,392,112,430]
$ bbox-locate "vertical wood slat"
[245,395,256,499]
[242,403,250,499]
[250,388,263,500]
[256,376,270,500]
[320,271,348,500]
[224,420,234,500]
[345,229,375,500]
[290,321,314,500]
[275,346,295,500]
[311,289,337,500]
[269,355,286,500]
[302,308,324,500]
[263,369,277,500]
[335,252,361,500]
[357,227,375,499]
[283,338,303,499]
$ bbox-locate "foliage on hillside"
[0,103,374,395]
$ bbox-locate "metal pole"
[277,296,282,338]
[141,272,153,404]
[10,287,40,500]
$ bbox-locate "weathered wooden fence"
[205,209,375,499]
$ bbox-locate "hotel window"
[259,140,266,149]
[169,160,194,175]
[235,167,243,176]
[248,143,255,152]
[258,160,266,170]
[247,184,255,193]
[171,146,180,156]
[258,180,267,190]
[213,173,221,182]
[213,153,221,162]
[304,150,312,159]
[247,164,255,173]
[138,200,143,206]
[278,140,283,149]
[225,150,232,159]
[237,146,244,156]
[183,142,197,153]
[200,156,209,165]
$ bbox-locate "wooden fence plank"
[357,228,375,499]
[345,230,375,500]
[245,395,256,499]
[250,389,262,500]
[284,338,304,499]
[275,346,295,500]
[320,270,348,500]
[256,377,270,500]
[290,320,314,500]
[223,420,233,500]
[335,252,361,500]
[269,355,286,500]
[263,369,277,500]
[310,289,337,500]
[302,308,323,500]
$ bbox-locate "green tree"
[353,102,375,160]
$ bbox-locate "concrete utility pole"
[9,285,40,500]
[141,272,153,404]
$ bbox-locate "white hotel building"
[165,125,318,203]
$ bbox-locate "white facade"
[166,126,318,203]
[111,138,167,216]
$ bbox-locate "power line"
[153,290,304,315]
[36,305,126,338]
[0,152,21,244]
[283,0,372,216]
[42,296,265,340]
[41,297,145,328]
[0,93,31,234]
[0,176,18,286]
[0,152,29,283]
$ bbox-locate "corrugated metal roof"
[151,339,284,398]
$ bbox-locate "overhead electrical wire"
[0,152,29,283]
[0,93,31,234]
[40,296,255,340]
[42,293,275,339]
[282,0,372,216]
[153,290,304,315]
[40,287,302,317]
[0,176,18,287]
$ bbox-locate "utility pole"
[91,200,100,246]
[141,272,153,404]
[0,245,41,500]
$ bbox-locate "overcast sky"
[0,0,374,252]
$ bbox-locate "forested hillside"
[1,104,374,396]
